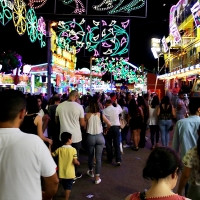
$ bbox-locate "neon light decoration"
[28,0,47,9]
[0,0,13,26]
[57,19,85,54]
[57,18,130,57]
[61,0,85,14]
[92,0,145,14]
[12,0,26,35]
[37,16,46,48]
[26,8,38,43]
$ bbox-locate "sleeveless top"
[158,104,173,120]
[86,114,103,135]
[130,192,185,200]
[20,114,38,135]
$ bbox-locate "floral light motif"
[12,0,26,35]
[28,0,47,9]
[61,0,85,14]
[26,8,38,43]
[37,16,46,48]
[0,0,13,26]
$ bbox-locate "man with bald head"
[56,90,85,179]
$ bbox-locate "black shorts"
[62,179,74,190]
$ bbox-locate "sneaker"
[74,172,82,180]
[95,178,101,184]
[72,180,75,184]
[123,144,130,148]
[116,162,121,166]
[87,170,94,178]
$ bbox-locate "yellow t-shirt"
[52,145,77,179]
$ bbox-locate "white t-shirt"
[38,109,48,137]
[0,128,56,200]
[56,101,84,143]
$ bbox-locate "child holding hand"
[50,132,80,200]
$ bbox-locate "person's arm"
[35,115,52,145]
[171,105,176,118]
[102,114,111,128]
[79,106,85,127]
[73,158,80,165]
[55,107,59,124]
[42,114,50,132]
[157,106,160,116]
[177,166,191,195]
[84,114,88,130]
[139,107,144,122]
[42,172,59,200]
[115,99,123,114]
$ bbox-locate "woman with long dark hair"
[148,95,160,150]
[20,95,52,145]
[157,96,175,147]
[125,147,184,200]
[128,98,144,151]
[85,99,111,184]
[178,126,200,200]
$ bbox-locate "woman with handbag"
[84,100,111,184]
[125,147,185,200]
[157,96,175,147]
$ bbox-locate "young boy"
[50,132,80,200]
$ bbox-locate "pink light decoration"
[102,42,112,47]
[28,0,47,9]
[73,0,86,14]
[121,37,127,46]
[102,20,107,26]
[87,25,91,32]
[94,49,99,57]
[121,20,130,29]
[71,35,79,40]
[70,19,76,28]
[76,48,81,53]
[37,17,46,35]
[62,32,69,37]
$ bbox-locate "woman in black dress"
[128,98,144,151]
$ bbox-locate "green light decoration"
[108,0,145,14]
[0,0,13,26]
[26,8,38,43]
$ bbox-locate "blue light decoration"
[37,16,46,48]
[26,8,38,43]
[57,18,130,57]
[0,0,13,26]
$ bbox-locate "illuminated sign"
[52,53,66,68]
[161,36,169,53]
[170,24,181,44]
[151,38,161,53]
[191,1,200,28]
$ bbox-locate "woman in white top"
[148,95,160,150]
[85,100,111,184]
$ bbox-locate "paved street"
[54,129,175,200]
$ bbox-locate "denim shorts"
[62,179,74,190]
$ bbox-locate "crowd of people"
[1,88,200,200]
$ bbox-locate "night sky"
[0,0,178,71]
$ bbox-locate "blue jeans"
[86,133,105,175]
[105,126,121,163]
[158,120,172,146]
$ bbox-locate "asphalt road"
[54,129,175,200]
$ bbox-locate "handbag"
[120,117,127,129]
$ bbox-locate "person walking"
[85,100,111,184]
[0,90,59,200]
[56,90,85,179]
[128,98,144,151]
[157,96,175,147]
[148,95,160,150]
[103,99,122,165]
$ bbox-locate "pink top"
[130,192,185,200]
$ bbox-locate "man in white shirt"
[56,90,85,178]
[103,99,122,166]
[0,90,59,200]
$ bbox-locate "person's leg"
[158,120,165,146]
[121,126,129,146]
[112,126,121,163]
[165,120,172,147]
[65,190,71,200]
[105,128,113,163]
[149,125,155,148]
[71,141,82,177]
[95,133,105,182]
[86,134,95,173]
[155,125,160,146]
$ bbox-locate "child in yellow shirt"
[50,132,80,200]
